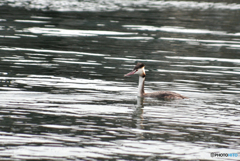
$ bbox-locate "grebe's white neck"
[138,76,145,97]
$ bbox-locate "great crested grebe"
[124,63,187,99]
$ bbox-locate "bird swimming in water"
[124,63,187,99]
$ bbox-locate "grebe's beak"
[124,70,136,77]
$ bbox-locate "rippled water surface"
[0,0,240,160]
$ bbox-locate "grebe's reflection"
[132,97,144,130]
[136,96,144,108]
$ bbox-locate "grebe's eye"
[136,69,138,71]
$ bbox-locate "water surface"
[0,0,240,160]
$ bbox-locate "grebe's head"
[124,63,146,77]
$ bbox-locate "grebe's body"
[124,63,187,100]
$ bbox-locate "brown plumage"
[124,63,188,100]
[144,91,187,99]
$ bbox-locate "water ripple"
[14,19,50,24]
[166,56,240,64]
[0,46,110,57]
[124,25,228,35]
[24,27,137,37]
[160,37,240,44]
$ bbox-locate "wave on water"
[1,0,240,12]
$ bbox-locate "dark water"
[0,0,240,160]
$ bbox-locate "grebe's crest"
[133,63,145,70]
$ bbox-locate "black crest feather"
[133,63,145,70]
